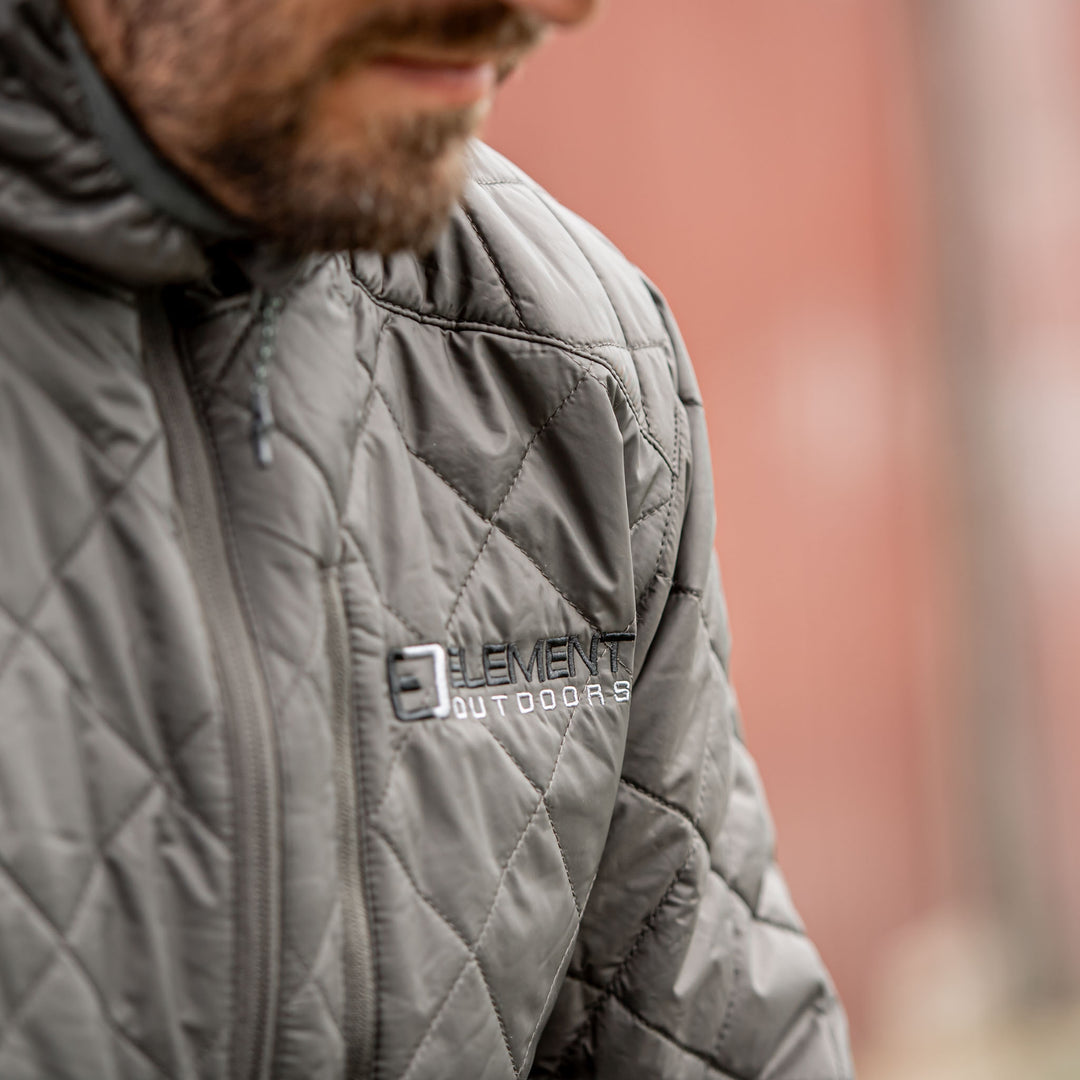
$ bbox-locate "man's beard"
[203,103,482,256]
[166,2,545,255]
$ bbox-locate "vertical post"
[916,0,1072,1005]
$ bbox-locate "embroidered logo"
[387,631,634,722]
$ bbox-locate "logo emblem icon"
[387,643,451,721]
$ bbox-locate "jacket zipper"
[140,294,282,1080]
[325,571,377,1078]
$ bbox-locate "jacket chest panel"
[342,313,638,1076]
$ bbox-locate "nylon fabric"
[0,2,853,1076]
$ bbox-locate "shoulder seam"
[461,204,525,328]
[349,271,677,478]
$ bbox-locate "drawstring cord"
[251,293,283,469]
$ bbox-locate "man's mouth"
[320,4,547,109]
[366,51,501,107]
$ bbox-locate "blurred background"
[486,1,1080,1076]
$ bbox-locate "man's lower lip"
[368,57,497,105]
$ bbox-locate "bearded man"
[0,0,853,1077]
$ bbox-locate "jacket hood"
[0,0,248,285]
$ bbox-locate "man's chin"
[257,184,465,256]
[284,202,462,257]
[214,112,478,256]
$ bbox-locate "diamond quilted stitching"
[619,857,738,1054]
[0,947,174,1080]
[442,370,588,632]
[492,380,637,629]
[67,788,232,1074]
[0,426,165,678]
[460,185,625,351]
[280,905,343,1031]
[345,392,490,640]
[200,387,346,539]
[541,708,627,910]
[374,321,585,522]
[385,691,584,1080]
[0,645,147,928]
[371,839,474,1080]
[471,724,582,918]
[591,992,744,1080]
[274,975,347,1079]
[570,787,697,989]
[0,869,67,1027]
[261,597,329,725]
[305,905,347,1034]
[462,205,525,329]
[404,961,513,1080]
[0,625,230,1076]
[475,803,579,1073]
[377,721,540,944]
[468,678,568,798]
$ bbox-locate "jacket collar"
[0,0,251,286]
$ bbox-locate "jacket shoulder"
[352,142,667,348]
[350,141,694,467]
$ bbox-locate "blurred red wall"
[484,0,948,1043]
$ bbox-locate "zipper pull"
[251,294,284,469]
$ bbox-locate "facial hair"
[182,2,546,254]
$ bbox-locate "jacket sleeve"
[530,289,854,1080]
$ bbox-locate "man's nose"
[509,0,598,28]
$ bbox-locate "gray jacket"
[0,1,853,1077]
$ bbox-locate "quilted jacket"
[0,1,853,1078]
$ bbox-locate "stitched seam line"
[536,196,660,441]
[372,386,602,634]
[517,920,583,1073]
[635,397,683,619]
[280,936,347,1047]
[0,431,164,684]
[551,844,696,1074]
[183,336,289,1080]
[716,916,744,1055]
[374,826,516,1075]
[272,634,344,1031]
[676,587,734,686]
[443,372,589,631]
[629,499,671,534]
[0,598,230,851]
[199,298,261,398]
[475,722,582,912]
[339,571,385,1079]
[341,529,425,639]
[0,351,174,520]
[342,311,393,530]
[349,275,675,478]
[308,967,348,1050]
[0,745,221,1080]
[669,584,704,599]
[262,609,330,727]
[356,312,392,408]
[371,732,413,819]
[395,807,545,1080]
[0,930,176,1080]
[463,205,525,328]
[393,696,583,1080]
[695,740,719,826]
[563,976,745,1080]
[617,778,803,935]
[564,339,669,352]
